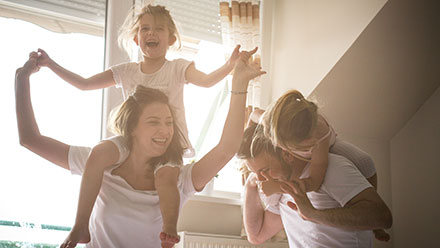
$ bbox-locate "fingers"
[29,51,38,59]
[280,180,301,196]
[37,48,47,55]
[233,44,241,53]
[239,47,258,61]
[61,240,77,248]
[260,170,272,181]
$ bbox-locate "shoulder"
[167,58,193,70]
[68,145,92,175]
[110,62,138,73]
[322,153,372,205]
[325,153,359,177]
[178,163,197,198]
[104,136,130,164]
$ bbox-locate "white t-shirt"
[110,59,194,157]
[68,145,197,248]
[263,154,373,248]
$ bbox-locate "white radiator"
[175,232,288,248]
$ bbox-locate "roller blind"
[0,0,222,43]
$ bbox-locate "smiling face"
[134,14,176,59]
[131,101,174,159]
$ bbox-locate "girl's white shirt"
[68,144,197,248]
[110,59,194,157]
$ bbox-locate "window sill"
[191,192,242,206]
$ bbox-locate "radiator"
[175,232,288,248]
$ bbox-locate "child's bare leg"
[63,142,118,247]
[373,229,390,242]
[368,174,390,241]
[155,166,181,248]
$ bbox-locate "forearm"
[204,62,234,87]
[218,90,247,153]
[15,73,40,144]
[309,200,392,230]
[45,59,94,90]
[243,184,266,242]
[74,166,105,227]
[191,78,247,190]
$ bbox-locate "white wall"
[261,0,386,103]
[390,87,440,247]
[263,0,440,247]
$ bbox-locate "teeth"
[153,138,167,144]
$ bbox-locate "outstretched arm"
[186,45,241,88]
[15,53,70,169]
[191,47,265,191]
[36,48,115,90]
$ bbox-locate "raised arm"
[15,53,70,169]
[243,173,284,245]
[185,45,241,88]
[36,48,115,90]
[191,48,265,191]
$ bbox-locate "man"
[238,124,392,247]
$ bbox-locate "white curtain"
[219,0,261,109]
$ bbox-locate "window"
[0,16,103,246]
[167,41,243,198]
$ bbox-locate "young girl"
[259,89,390,242]
[35,4,242,248]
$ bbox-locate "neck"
[140,56,166,73]
[122,145,153,173]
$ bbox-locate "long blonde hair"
[118,4,181,56]
[262,90,318,150]
[109,85,184,167]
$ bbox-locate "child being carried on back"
[36,4,243,248]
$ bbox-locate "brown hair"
[237,123,281,160]
[109,85,184,167]
[262,90,318,151]
[118,4,181,55]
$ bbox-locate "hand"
[259,171,282,196]
[227,44,241,69]
[60,225,91,248]
[36,48,52,67]
[280,179,316,221]
[232,47,266,86]
[245,172,259,188]
[16,52,40,78]
[249,108,265,125]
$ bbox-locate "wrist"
[231,78,249,92]
[226,59,235,70]
[16,69,31,79]
[46,58,56,68]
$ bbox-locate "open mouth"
[146,41,159,47]
[152,138,167,145]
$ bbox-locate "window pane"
[0,17,103,236]
[168,40,243,195]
